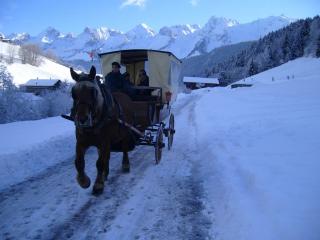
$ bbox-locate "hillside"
[0,57,319,239]
[181,41,253,77]
[182,16,320,84]
[0,41,73,85]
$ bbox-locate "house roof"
[24,79,61,87]
[183,77,219,84]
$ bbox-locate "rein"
[74,81,113,132]
[67,79,144,137]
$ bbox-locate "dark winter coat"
[138,75,149,87]
[104,72,133,95]
[104,72,124,91]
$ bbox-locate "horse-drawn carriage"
[99,49,181,163]
[63,49,181,194]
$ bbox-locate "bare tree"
[19,44,43,66]
[6,45,16,64]
[44,49,58,62]
[19,45,29,64]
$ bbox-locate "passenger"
[138,69,149,87]
[122,72,133,86]
[122,72,134,96]
[104,62,129,92]
[137,69,151,97]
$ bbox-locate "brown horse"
[70,66,133,195]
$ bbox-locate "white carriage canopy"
[99,49,182,103]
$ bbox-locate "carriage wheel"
[155,125,164,164]
[168,114,175,150]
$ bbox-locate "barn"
[20,79,62,95]
[183,76,220,89]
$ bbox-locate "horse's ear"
[89,66,96,81]
[70,68,80,82]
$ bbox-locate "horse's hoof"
[122,165,130,173]
[92,182,104,195]
[77,174,91,189]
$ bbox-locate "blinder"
[72,84,99,128]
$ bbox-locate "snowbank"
[195,57,320,240]
[0,116,74,190]
[237,57,320,85]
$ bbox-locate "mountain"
[183,16,320,85]
[159,24,200,38]
[181,41,254,78]
[4,15,295,67]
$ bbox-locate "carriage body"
[98,49,181,163]
[99,49,181,107]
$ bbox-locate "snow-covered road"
[1,58,320,240]
[0,94,213,240]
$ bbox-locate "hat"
[112,62,121,68]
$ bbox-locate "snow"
[0,41,73,85]
[7,58,73,85]
[0,116,74,189]
[183,76,219,84]
[24,79,60,86]
[5,15,293,60]
[0,57,319,240]
[0,116,74,155]
[194,57,320,240]
[237,57,320,85]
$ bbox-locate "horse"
[70,66,133,195]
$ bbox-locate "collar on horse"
[62,80,115,133]
[82,82,114,132]
[62,80,133,135]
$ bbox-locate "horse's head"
[70,66,104,128]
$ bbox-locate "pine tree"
[248,59,258,76]
[316,36,320,58]
[282,34,290,61]
[301,19,311,41]
[0,65,15,91]
[236,51,245,67]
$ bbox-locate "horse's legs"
[122,137,130,173]
[92,143,110,195]
[122,151,130,172]
[75,143,90,188]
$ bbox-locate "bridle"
[72,80,113,131]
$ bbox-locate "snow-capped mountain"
[37,27,64,44]
[7,32,31,44]
[5,15,295,62]
[126,23,156,38]
[159,24,201,38]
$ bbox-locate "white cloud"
[120,0,147,8]
[190,0,199,6]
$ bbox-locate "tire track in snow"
[134,97,212,240]
[177,99,212,240]
[0,147,155,240]
[96,94,213,240]
[49,148,154,240]
[0,92,213,240]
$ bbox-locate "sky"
[0,0,319,36]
